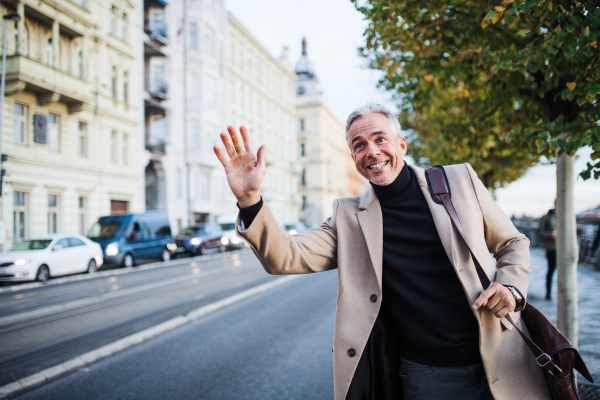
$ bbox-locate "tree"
[353,0,600,346]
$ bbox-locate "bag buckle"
[536,353,552,367]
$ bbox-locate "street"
[0,247,597,399]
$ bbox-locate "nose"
[365,141,380,158]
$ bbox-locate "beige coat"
[237,163,550,400]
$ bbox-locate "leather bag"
[425,165,594,400]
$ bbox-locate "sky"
[226,0,600,218]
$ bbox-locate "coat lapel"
[411,165,459,271]
[357,187,383,291]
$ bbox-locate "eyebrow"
[351,131,387,145]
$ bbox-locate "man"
[214,104,549,400]
[537,202,557,300]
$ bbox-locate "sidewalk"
[527,248,600,398]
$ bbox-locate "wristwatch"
[505,286,525,312]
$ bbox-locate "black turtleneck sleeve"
[237,197,263,228]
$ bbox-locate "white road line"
[0,274,299,400]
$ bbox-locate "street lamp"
[0,13,22,167]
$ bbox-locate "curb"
[0,249,251,294]
[0,274,299,400]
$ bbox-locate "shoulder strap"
[425,165,561,377]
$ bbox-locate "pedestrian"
[537,201,557,300]
[213,103,550,400]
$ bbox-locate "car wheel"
[200,246,209,255]
[123,253,134,268]
[36,265,50,282]
[162,249,171,262]
[87,259,97,274]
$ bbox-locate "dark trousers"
[399,357,494,400]
[546,250,557,298]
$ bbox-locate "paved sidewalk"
[527,248,600,398]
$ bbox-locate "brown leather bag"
[425,165,594,400]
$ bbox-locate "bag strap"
[425,165,562,377]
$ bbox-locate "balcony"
[146,81,169,101]
[4,54,86,113]
[144,19,168,47]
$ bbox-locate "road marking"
[0,274,299,400]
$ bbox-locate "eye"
[376,137,387,143]
[354,143,364,150]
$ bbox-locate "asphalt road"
[18,269,338,400]
[0,250,279,387]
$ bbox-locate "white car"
[0,234,104,283]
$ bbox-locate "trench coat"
[237,163,551,400]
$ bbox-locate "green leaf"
[591,151,600,161]
[561,88,572,99]
[565,24,575,32]
[557,138,567,148]
[590,84,600,96]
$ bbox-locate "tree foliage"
[352,0,600,187]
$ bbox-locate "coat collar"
[356,164,458,292]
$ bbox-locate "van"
[87,211,174,268]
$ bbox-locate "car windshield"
[11,239,52,251]
[220,223,235,231]
[88,220,122,240]
[180,227,201,236]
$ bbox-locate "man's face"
[348,113,407,186]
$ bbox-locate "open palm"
[214,126,266,208]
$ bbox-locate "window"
[150,116,166,145]
[47,38,53,66]
[200,174,209,200]
[76,0,85,8]
[121,13,128,42]
[149,9,165,37]
[13,192,27,241]
[122,133,129,164]
[190,119,200,149]
[47,113,59,151]
[112,66,118,99]
[177,168,182,199]
[123,72,129,104]
[204,30,215,56]
[78,197,87,235]
[302,196,307,211]
[153,63,165,93]
[77,51,83,78]
[189,73,199,99]
[110,200,128,215]
[47,194,59,234]
[300,119,305,131]
[110,6,117,35]
[13,103,26,144]
[189,23,198,49]
[78,122,88,156]
[301,169,306,185]
[69,237,86,247]
[300,143,305,157]
[204,77,216,105]
[111,130,118,162]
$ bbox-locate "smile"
[368,161,389,170]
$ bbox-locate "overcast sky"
[227,0,600,218]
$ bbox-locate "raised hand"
[214,126,266,208]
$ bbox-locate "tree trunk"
[556,152,578,349]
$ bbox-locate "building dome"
[294,38,320,96]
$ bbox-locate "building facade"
[295,39,364,226]
[0,0,140,249]
[228,13,299,225]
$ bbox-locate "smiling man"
[214,103,550,400]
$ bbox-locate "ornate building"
[295,39,365,226]
[228,13,299,225]
[0,0,140,248]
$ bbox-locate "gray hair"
[345,103,402,150]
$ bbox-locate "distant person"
[537,201,557,300]
[214,103,549,400]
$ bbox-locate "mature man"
[214,104,549,400]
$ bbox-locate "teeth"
[368,161,388,170]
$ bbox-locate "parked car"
[174,223,225,256]
[0,234,103,283]
[88,211,174,268]
[217,215,245,251]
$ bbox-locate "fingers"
[472,283,497,309]
[239,126,253,153]
[220,132,237,159]
[256,144,267,169]
[228,126,245,155]
[472,283,516,319]
[495,305,513,319]
[213,145,229,167]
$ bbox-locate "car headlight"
[190,238,201,246]
[14,259,29,266]
[288,229,297,235]
[167,243,177,251]
[221,237,229,245]
[106,242,119,256]
[231,236,240,244]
